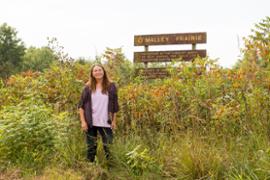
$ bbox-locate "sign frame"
[134,32,207,46]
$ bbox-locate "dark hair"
[88,64,111,94]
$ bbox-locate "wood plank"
[134,32,206,46]
[134,50,206,63]
[135,68,170,79]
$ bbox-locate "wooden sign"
[134,50,206,63]
[134,32,206,46]
[133,32,207,79]
[136,68,169,79]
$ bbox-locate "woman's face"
[92,65,104,80]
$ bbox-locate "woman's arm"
[111,113,117,130]
[110,83,119,130]
[79,108,88,131]
[78,86,89,132]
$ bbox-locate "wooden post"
[144,45,148,68]
[192,43,196,50]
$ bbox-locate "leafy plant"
[125,145,155,176]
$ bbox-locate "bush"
[0,96,78,170]
[0,97,55,169]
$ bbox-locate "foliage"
[0,97,55,169]
[118,56,270,138]
[102,47,135,86]
[236,16,270,69]
[22,46,57,72]
[0,97,80,173]
[47,37,74,63]
[0,23,25,78]
[125,145,156,176]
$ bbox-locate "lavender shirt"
[91,89,110,127]
[78,82,119,128]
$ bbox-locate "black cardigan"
[78,83,119,128]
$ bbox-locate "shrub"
[0,97,55,169]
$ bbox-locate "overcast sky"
[0,0,269,67]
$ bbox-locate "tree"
[102,47,134,85]
[0,23,25,78]
[22,46,57,72]
[235,16,270,69]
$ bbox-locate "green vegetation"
[22,46,57,72]
[0,17,270,179]
[0,23,25,78]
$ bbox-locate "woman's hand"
[81,121,88,132]
[111,120,116,130]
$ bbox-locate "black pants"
[86,126,113,162]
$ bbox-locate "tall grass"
[1,57,270,179]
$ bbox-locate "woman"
[78,64,119,162]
